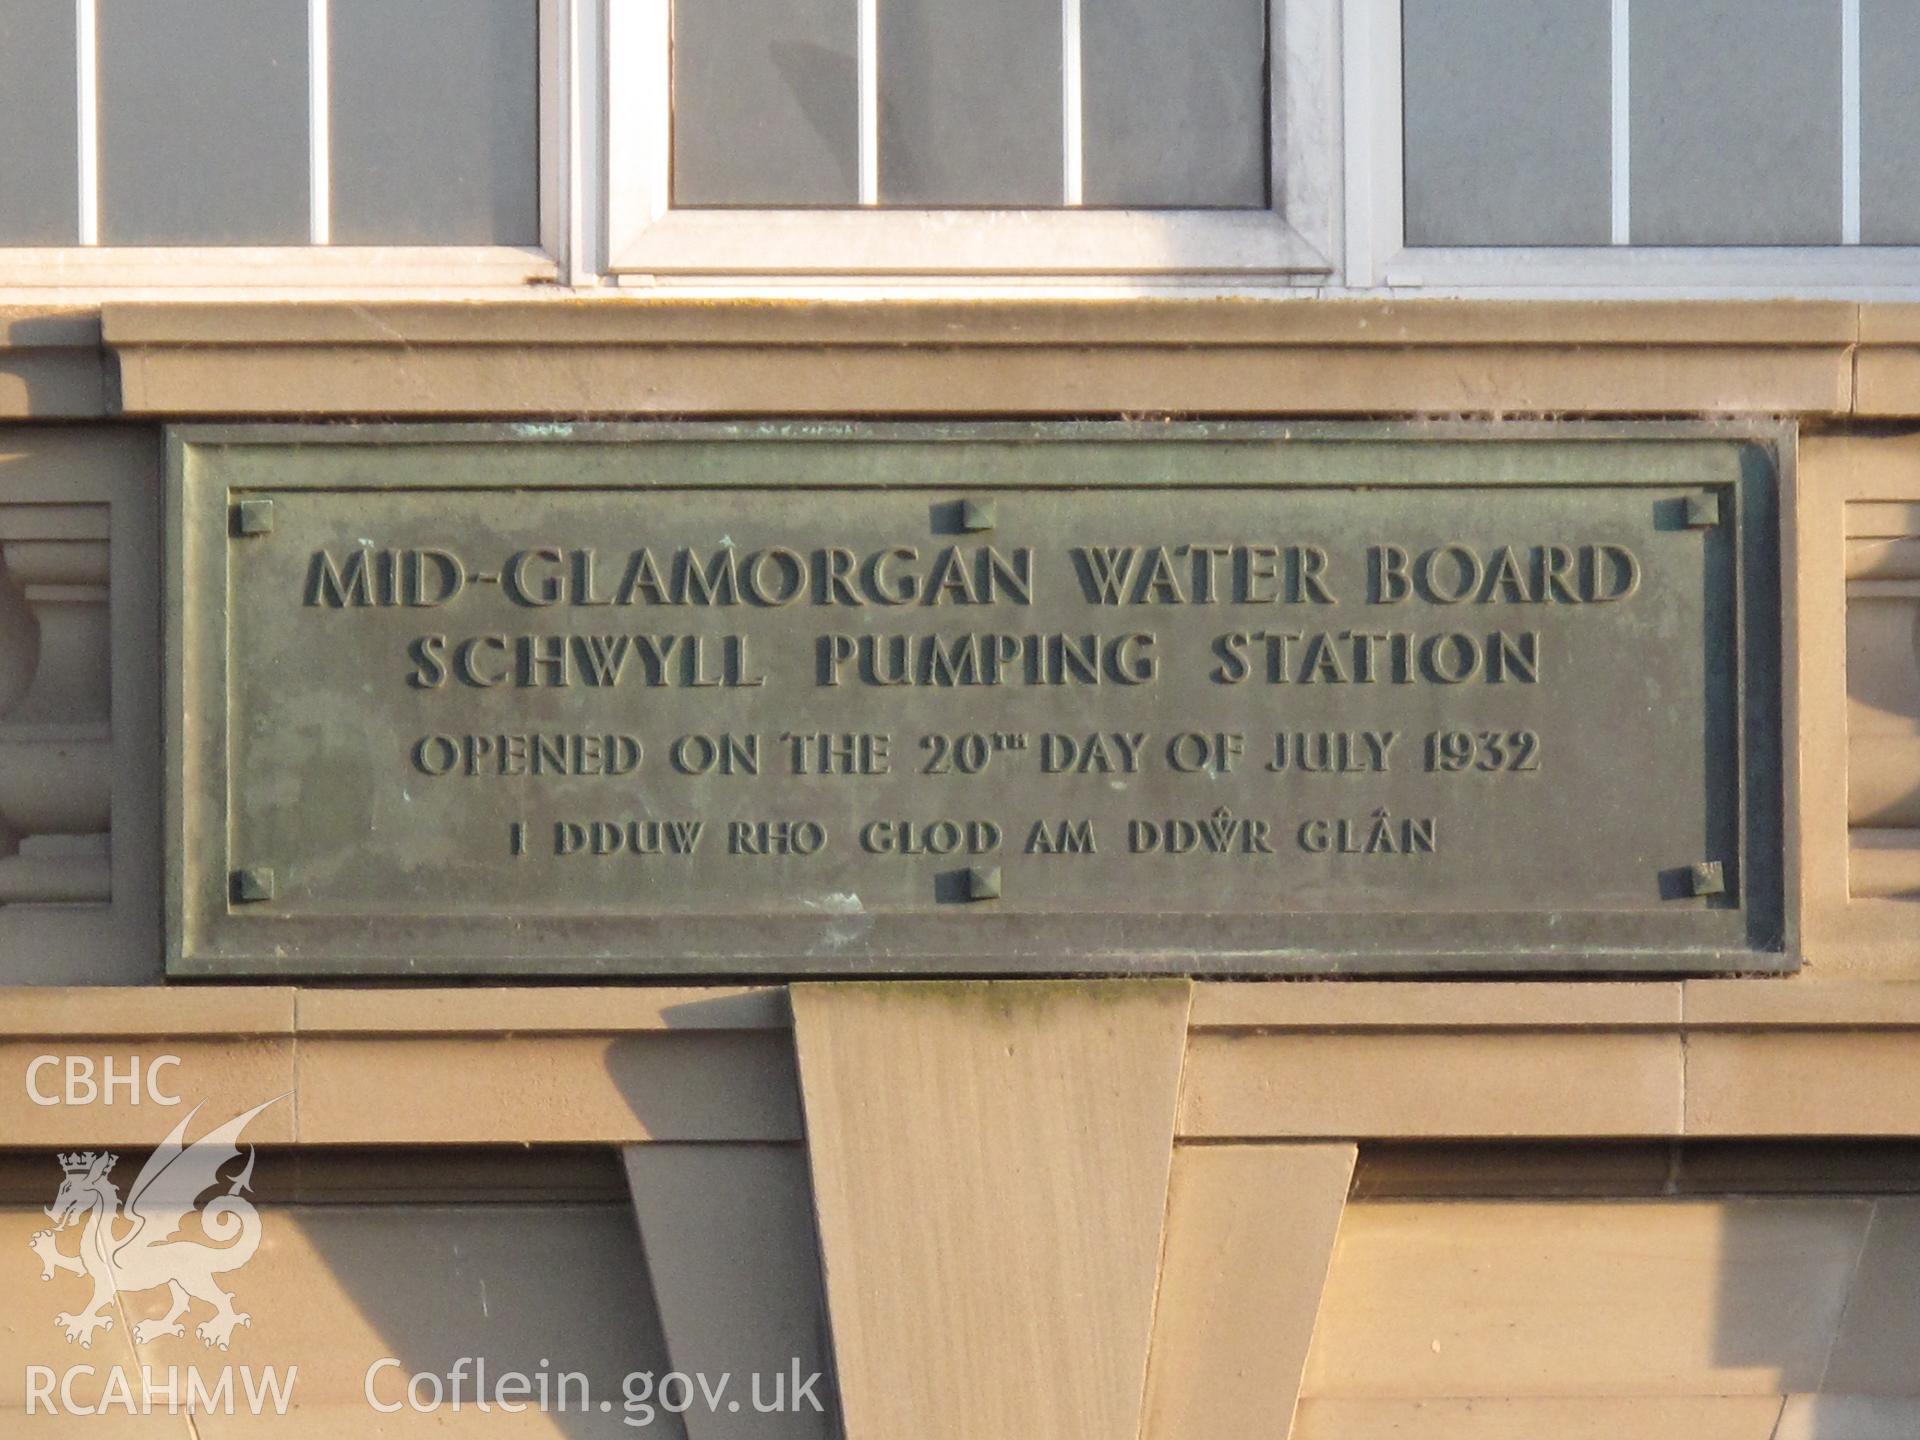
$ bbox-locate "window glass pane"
[1082,0,1266,208]
[98,0,308,245]
[1402,0,1610,246]
[879,0,1061,206]
[1862,0,1920,244]
[1630,0,1841,246]
[331,0,539,244]
[673,0,858,206]
[0,1,79,244]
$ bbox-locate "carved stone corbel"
[0,504,111,903]
[1847,500,1920,900]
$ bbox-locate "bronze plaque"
[166,423,1787,976]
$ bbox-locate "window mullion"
[858,0,879,205]
[1062,0,1084,206]
[75,0,99,245]
[1842,0,1862,246]
[308,0,331,245]
[1609,0,1630,246]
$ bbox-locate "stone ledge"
[100,298,1857,419]
[100,297,1864,347]
[1683,979,1920,1027]
[8,979,1920,1041]
[1179,1031,1687,1139]
[294,985,787,1034]
[1857,305,1920,343]
[1190,981,1683,1030]
[0,985,294,1036]
[110,341,1853,418]
[0,296,1896,417]
[5,981,1920,1141]
[293,1032,804,1143]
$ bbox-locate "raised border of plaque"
[164,421,1791,978]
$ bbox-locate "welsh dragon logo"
[29,1096,283,1351]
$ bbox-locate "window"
[7,0,1919,293]
[0,0,559,285]
[604,0,1340,279]
[1354,0,1920,290]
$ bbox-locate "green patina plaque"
[164,422,1788,976]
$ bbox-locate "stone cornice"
[98,297,1863,419]
[6,980,1920,1142]
[6,297,1910,418]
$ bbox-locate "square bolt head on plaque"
[959,498,996,533]
[231,867,275,903]
[1683,493,1722,529]
[1688,862,1726,897]
[233,499,275,536]
[966,865,1002,901]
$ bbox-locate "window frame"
[1348,0,1920,295]
[0,0,575,291]
[601,0,1340,281]
[15,0,1920,295]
